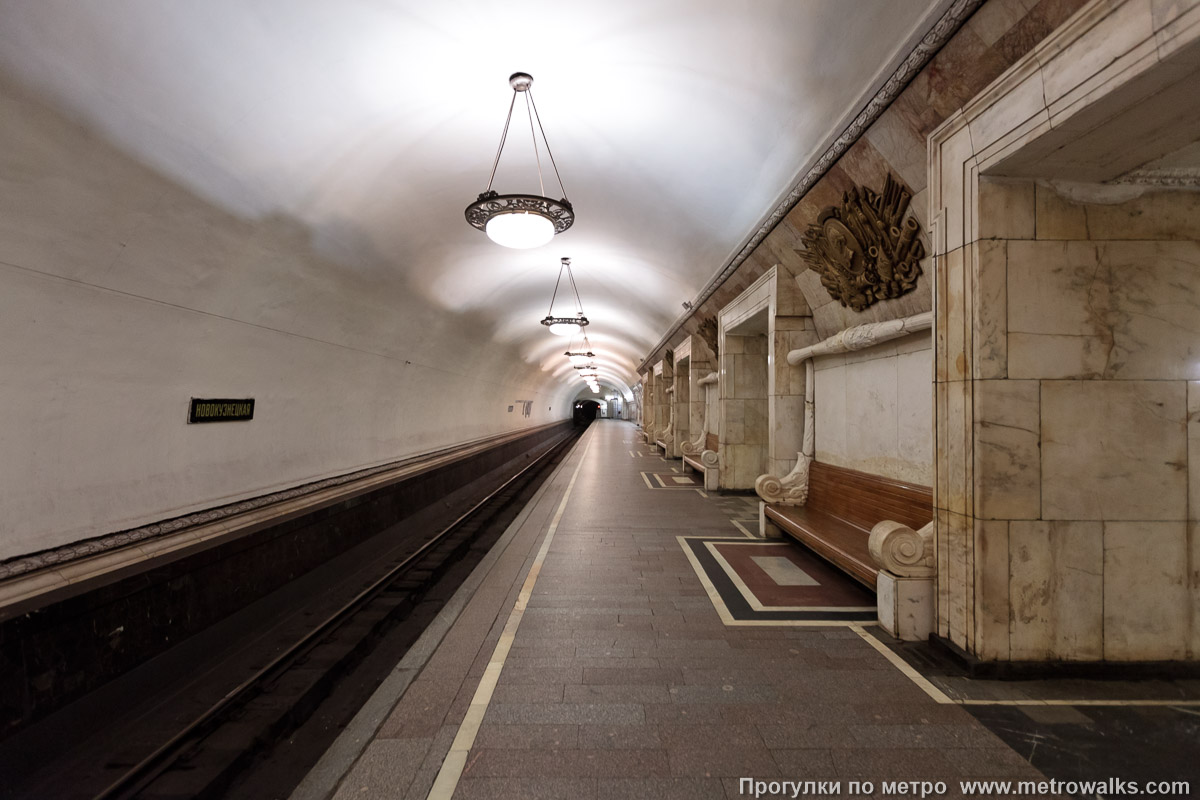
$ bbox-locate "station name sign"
[188,398,255,423]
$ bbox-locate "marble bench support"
[870,519,936,641]
[755,311,933,536]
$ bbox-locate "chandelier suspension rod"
[547,262,566,316]
[484,91,519,194]
[528,91,568,200]
[566,260,584,315]
[525,93,546,199]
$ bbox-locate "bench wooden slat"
[807,462,931,531]
[765,461,932,591]
[765,505,877,589]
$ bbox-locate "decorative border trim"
[1111,167,1200,188]
[637,0,984,372]
[0,424,562,581]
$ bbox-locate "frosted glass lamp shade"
[485,211,555,249]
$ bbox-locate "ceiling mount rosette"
[465,72,574,249]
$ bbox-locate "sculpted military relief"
[799,174,925,312]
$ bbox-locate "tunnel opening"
[573,399,600,426]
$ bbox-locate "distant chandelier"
[541,257,588,336]
[465,72,574,249]
[564,331,595,366]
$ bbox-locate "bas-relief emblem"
[799,174,925,312]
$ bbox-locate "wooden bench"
[763,462,931,590]
[681,433,719,491]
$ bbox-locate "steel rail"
[92,431,580,800]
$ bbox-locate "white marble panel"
[1191,521,1200,657]
[1103,241,1200,380]
[844,355,898,473]
[1154,0,1200,58]
[1006,241,1108,379]
[978,178,1035,240]
[973,239,1008,380]
[969,65,1047,156]
[943,247,968,382]
[1033,183,1089,239]
[966,0,1033,46]
[723,399,745,445]
[744,398,768,446]
[973,379,1040,520]
[973,520,1010,661]
[1103,521,1189,660]
[864,107,928,194]
[1009,521,1104,661]
[770,393,804,468]
[1082,189,1200,241]
[1190,381,1200,521]
[814,363,846,467]
[938,124,977,253]
[722,443,767,490]
[1005,240,1200,382]
[896,330,932,357]
[896,349,933,486]
[944,509,972,648]
[941,379,970,517]
[1041,0,1155,109]
[1042,380,1187,521]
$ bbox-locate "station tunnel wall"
[0,75,578,563]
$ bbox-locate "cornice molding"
[638,0,985,372]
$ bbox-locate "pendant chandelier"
[465,73,574,249]
[541,257,588,336]
[564,331,595,366]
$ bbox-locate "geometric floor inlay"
[640,471,705,491]
[678,536,875,625]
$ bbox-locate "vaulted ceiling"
[0,0,949,400]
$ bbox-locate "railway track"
[79,429,581,800]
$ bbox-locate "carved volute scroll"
[754,452,811,506]
[868,520,934,577]
[681,430,705,456]
[798,174,925,312]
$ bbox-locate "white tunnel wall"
[0,77,580,561]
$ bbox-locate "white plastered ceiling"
[0,0,947,555]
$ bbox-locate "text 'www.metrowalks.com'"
[738,777,1192,798]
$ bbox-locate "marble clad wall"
[705,373,720,440]
[0,76,580,560]
[661,0,1090,355]
[813,332,933,486]
[680,335,715,448]
[717,265,817,488]
[966,182,1200,662]
[673,357,690,457]
[927,0,1200,663]
[721,333,769,488]
[655,359,672,441]
[667,0,1094,504]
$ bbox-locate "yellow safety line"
[849,624,957,704]
[426,432,593,800]
[850,625,1200,708]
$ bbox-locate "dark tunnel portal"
[574,400,600,426]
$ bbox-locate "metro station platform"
[284,419,1171,800]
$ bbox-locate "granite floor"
[304,421,1048,800]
